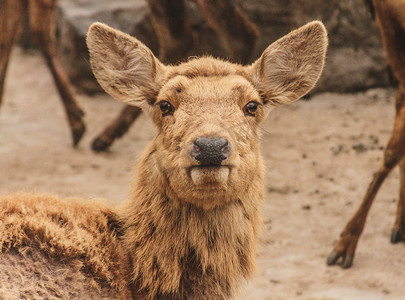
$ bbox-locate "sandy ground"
[1,48,404,300]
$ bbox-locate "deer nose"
[191,137,230,166]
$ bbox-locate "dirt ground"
[1,48,404,300]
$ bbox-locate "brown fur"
[0,193,131,299]
[91,0,259,152]
[327,0,405,269]
[0,0,85,146]
[0,22,327,299]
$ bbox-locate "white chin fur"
[190,166,229,186]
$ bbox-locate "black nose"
[191,137,230,166]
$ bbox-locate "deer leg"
[29,0,85,146]
[326,167,391,269]
[391,158,405,243]
[327,86,405,268]
[0,0,27,107]
[91,106,142,152]
[390,85,405,243]
[193,0,258,64]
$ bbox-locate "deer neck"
[121,147,263,299]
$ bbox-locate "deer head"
[87,21,327,210]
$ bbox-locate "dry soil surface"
[1,48,404,300]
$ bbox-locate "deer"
[91,0,259,152]
[0,0,85,146]
[0,21,327,299]
[327,0,405,269]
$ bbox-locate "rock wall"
[55,0,388,94]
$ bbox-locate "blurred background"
[48,0,387,94]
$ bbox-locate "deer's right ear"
[86,22,165,110]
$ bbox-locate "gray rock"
[55,0,388,94]
[241,0,388,93]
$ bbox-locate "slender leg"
[92,106,142,152]
[326,167,391,268]
[327,85,405,268]
[392,158,405,242]
[29,0,85,146]
[0,0,27,107]
[390,85,405,242]
[193,0,258,64]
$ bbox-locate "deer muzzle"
[190,137,230,166]
[189,137,231,186]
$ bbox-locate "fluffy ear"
[86,22,165,110]
[249,21,328,106]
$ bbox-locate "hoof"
[326,250,340,266]
[72,125,86,147]
[341,255,353,269]
[391,229,405,244]
[92,137,111,152]
[326,250,353,269]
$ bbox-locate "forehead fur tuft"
[167,57,249,80]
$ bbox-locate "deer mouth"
[189,166,230,187]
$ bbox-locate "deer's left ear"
[248,21,328,106]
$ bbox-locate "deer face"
[87,21,327,209]
[147,63,264,208]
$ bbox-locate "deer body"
[0,194,131,299]
[0,22,327,299]
[327,0,405,268]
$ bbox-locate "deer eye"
[244,101,259,116]
[158,101,175,116]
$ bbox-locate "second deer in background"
[327,0,405,269]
